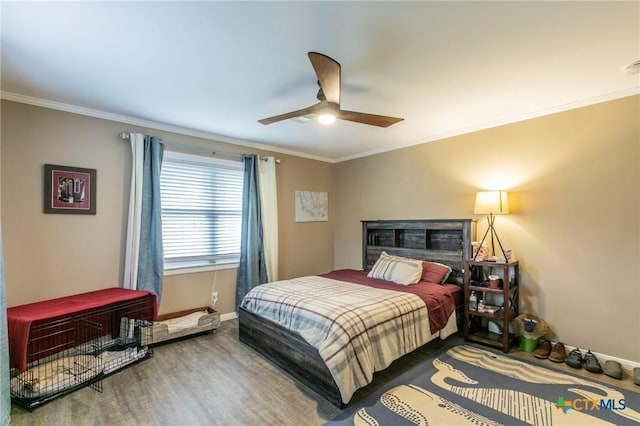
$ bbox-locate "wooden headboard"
[361,219,476,286]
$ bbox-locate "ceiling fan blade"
[261,52,402,128]
[308,52,341,105]
[258,103,322,125]
[337,110,404,128]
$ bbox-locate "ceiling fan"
[258,52,404,128]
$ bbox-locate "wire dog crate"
[9,289,155,410]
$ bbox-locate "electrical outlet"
[210,291,218,307]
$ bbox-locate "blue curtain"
[136,136,165,303]
[236,154,268,307]
[0,228,10,424]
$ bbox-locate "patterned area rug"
[326,344,640,425]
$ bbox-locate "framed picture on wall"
[295,190,328,222]
[44,164,97,214]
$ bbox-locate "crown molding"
[334,87,640,163]
[3,87,637,164]
[0,91,336,164]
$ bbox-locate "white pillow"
[367,252,423,285]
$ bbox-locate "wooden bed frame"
[238,219,475,407]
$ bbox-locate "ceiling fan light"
[317,113,336,125]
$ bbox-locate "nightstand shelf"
[463,260,520,352]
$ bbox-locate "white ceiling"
[2,1,638,162]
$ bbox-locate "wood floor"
[9,319,637,425]
[8,319,446,426]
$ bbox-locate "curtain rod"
[118,132,280,163]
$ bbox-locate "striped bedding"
[240,270,459,403]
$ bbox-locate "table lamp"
[474,191,509,261]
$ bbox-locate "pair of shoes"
[566,347,583,369]
[534,340,551,359]
[603,360,622,379]
[583,350,602,374]
[634,368,640,386]
[549,342,566,362]
[566,348,603,373]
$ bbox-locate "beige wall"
[0,100,333,317]
[2,102,130,305]
[3,96,638,362]
[334,95,640,362]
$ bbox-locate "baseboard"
[548,340,640,371]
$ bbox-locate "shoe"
[583,350,602,373]
[633,367,640,386]
[549,342,566,363]
[603,360,622,379]
[534,340,551,359]
[565,347,583,369]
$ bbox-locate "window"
[160,151,244,271]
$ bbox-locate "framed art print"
[295,190,328,222]
[44,164,96,214]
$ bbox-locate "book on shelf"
[479,305,501,314]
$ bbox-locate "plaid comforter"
[240,274,453,403]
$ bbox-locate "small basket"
[514,314,549,340]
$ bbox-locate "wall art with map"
[295,191,328,222]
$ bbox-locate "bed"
[239,218,475,407]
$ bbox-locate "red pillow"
[421,261,452,284]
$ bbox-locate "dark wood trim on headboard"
[362,219,476,286]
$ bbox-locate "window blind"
[160,151,244,269]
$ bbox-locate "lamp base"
[474,213,508,262]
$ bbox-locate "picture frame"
[295,190,328,222]
[44,164,96,214]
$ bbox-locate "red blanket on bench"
[7,288,157,371]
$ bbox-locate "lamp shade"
[474,191,509,215]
